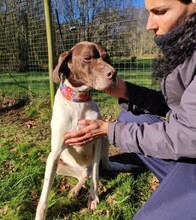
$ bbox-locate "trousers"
[118,110,196,220]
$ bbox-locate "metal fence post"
[44,0,55,107]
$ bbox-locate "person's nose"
[146,13,158,32]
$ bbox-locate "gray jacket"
[108,51,196,160]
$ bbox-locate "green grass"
[0,72,50,98]
[0,57,159,99]
[0,98,156,220]
[0,59,158,219]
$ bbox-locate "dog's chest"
[61,145,94,167]
[65,101,100,130]
[52,89,101,127]
[52,89,101,167]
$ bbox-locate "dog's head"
[53,41,117,90]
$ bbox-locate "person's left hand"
[64,119,109,146]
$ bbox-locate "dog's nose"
[105,71,116,80]
[105,72,112,79]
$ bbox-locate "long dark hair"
[152,12,196,80]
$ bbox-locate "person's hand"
[105,77,128,100]
[64,119,109,146]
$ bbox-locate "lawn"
[0,59,159,219]
[0,57,159,99]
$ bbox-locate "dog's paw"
[69,184,86,197]
[69,187,80,197]
[87,196,99,210]
[87,190,99,210]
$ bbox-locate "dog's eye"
[84,57,93,61]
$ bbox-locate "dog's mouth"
[108,72,117,87]
[69,70,117,91]
[92,76,116,91]
[108,80,116,89]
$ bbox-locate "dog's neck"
[60,79,92,103]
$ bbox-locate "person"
[64,0,196,219]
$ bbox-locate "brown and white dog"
[35,41,134,220]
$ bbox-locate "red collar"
[60,83,92,102]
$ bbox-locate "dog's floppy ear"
[53,51,71,83]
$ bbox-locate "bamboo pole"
[44,0,55,107]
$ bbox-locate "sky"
[133,0,145,7]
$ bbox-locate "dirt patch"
[0,97,27,114]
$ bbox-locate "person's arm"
[65,52,196,160]
[105,77,169,116]
[108,74,196,160]
[64,77,196,160]
[64,80,169,146]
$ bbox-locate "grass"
[0,59,159,219]
[0,57,159,99]
[0,71,50,99]
[0,98,157,220]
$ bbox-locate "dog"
[35,41,135,220]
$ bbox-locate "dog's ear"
[53,51,71,83]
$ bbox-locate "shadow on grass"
[16,153,149,219]
[0,98,28,114]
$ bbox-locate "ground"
[0,97,159,219]
[0,95,159,180]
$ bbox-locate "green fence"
[0,0,159,103]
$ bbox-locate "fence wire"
[0,0,159,102]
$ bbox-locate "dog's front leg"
[88,139,101,210]
[35,147,63,220]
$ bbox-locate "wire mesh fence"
[0,0,159,104]
[0,2,160,218]
[0,0,48,99]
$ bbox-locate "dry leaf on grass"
[0,205,8,214]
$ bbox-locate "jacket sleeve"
[124,82,169,116]
[108,76,196,161]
